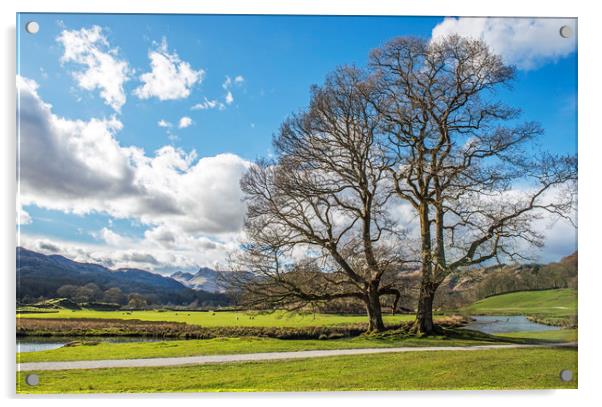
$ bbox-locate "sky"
[16,14,578,274]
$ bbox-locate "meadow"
[17,347,577,393]
[17,327,577,364]
[16,289,578,393]
[17,309,411,327]
[460,288,577,325]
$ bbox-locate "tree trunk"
[414,281,438,335]
[366,287,385,332]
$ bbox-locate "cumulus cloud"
[157,119,172,128]
[17,76,250,239]
[20,228,240,273]
[431,17,577,70]
[384,185,577,265]
[57,25,130,112]
[134,38,204,100]
[178,116,193,129]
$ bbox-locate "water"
[463,315,560,334]
[16,336,176,353]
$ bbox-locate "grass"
[461,288,577,319]
[17,327,577,364]
[17,309,412,327]
[496,328,577,342]
[16,347,577,393]
[20,289,577,328]
[15,290,578,393]
[15,334,495,364]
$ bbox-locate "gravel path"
[18,342,576,372]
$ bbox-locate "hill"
[461,288,577,323]
[390,252,578,311]
[16,247,229,307]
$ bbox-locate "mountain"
[171,267,222,293]
[16,247,229,306]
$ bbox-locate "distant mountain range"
[17,246,577,310]
[16,247,229,306]
[171,267,223,293]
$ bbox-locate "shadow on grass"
[440,328,559,345]
[362,324,574,346]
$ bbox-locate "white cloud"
[18,76,250,239]
[192,97,224,111]
[157,119,172,128]
[57,25,130,112]
[134,38,204,101]
[431,17,577,70]
[222,75,244,106]
[20,229,241,273]
[222,76,233,89]
[17,204,32,225]
[385,185,577,265]
[96,227,130,246]
[178,116,193,129]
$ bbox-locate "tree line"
[225,35,576,334]
[55,284,148,308]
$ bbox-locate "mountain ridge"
[16,247,229,306]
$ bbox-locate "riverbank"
[17,315,469,340]
[460,288,577,328]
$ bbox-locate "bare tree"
[367,35,577,334]
[228,67,410,332]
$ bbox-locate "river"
[463,315,560,334]
[17,315,560,352]
[17,336,176,353]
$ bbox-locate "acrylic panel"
[16,13,578,394]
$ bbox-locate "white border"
[2,1,600,406]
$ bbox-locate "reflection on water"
[17,336,175,353]
[463,315,560,334]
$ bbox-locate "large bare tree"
[367,35,577,334]
[229,67,410,332]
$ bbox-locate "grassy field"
[461,288,577,319]
[17,309,412,327]
[496,329,577,342]
[13,333,496,364]
[20,289,577,328]
[17,347,577,393]
[16,289,578,393]
[17,327,577,364]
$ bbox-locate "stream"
[463,315,560,334]
[17,336,177,353]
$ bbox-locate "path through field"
[18,342,577,371]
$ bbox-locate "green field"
[461,288,577,319]
[496,329,577,342]
[17,347,577,393]
[17,327,577,364]
[20,289,578,328]
[16,289,578,393]
[18,309,412,327]
[13,334,495,364]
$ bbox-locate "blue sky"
[16,14,578,272]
